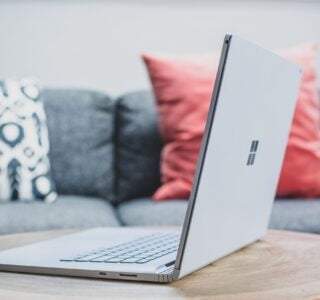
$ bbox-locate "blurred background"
[0,0,319,95]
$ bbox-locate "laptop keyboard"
[60,232,180,264]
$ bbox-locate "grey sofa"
[1,89,320,235]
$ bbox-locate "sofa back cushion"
[115,91,162,202]
[41,88,114,201]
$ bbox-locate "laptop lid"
[174,35,302,279]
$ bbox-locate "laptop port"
[119,273,137,278]
[99,272,107,276]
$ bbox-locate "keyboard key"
[120,257,142,263]
[130,254,146,258]
[75,253,108,262]
[148,250,161,255]
[115,255,133,259]
[60,257,78,262]
[90,255,115,262]
[136,258,154,264]
[128,250,143,256]
[105,257,124,263]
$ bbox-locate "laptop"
[0,35,302,283]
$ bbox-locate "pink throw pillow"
[142,43,319,201]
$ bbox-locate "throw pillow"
[277,44,320,197]
[143,53,220,200]
[0,78,57,202]
[142,43,319,201]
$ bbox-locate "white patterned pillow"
[0,78,57,203]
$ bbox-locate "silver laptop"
[0,35,302,283]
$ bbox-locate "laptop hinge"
[158,268,180,283]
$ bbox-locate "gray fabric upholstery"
[269,199,320,234]
[0,196,120,234]
[115,91,162,202]
[117,198,320,233]
[42,89,114,201]
[117,198,188,226]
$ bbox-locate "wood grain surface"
[0,229,320,300]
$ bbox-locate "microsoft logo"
[247,140,259,166]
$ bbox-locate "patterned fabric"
[0,78,57,202]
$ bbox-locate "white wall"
[0,0,319,95]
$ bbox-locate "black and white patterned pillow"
[0,78,57,203]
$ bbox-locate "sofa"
[1,88,319,235]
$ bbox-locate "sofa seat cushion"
[0,195,120,234]
[117,198,187,226]
[42,89,115,201]
[117,198,320,234]
[269,199,320,234]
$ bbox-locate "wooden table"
[0,229,320,300]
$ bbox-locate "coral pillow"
[143,43,319,201]
[277,44,320,197]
